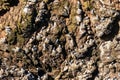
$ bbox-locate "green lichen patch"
[7,31,17,45]
[67,24,77,34]
[82,0,94,11]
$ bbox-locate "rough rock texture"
[0,0,120,80]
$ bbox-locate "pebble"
[23,4,32,14]
[5,26,12,35]
[28,0,37,3]
[0,37,6,44]
[56,45,62,53]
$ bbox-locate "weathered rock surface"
[0,0,120,80]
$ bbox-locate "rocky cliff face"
[0,0,120,80]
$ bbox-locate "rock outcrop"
[0,0,120,80]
